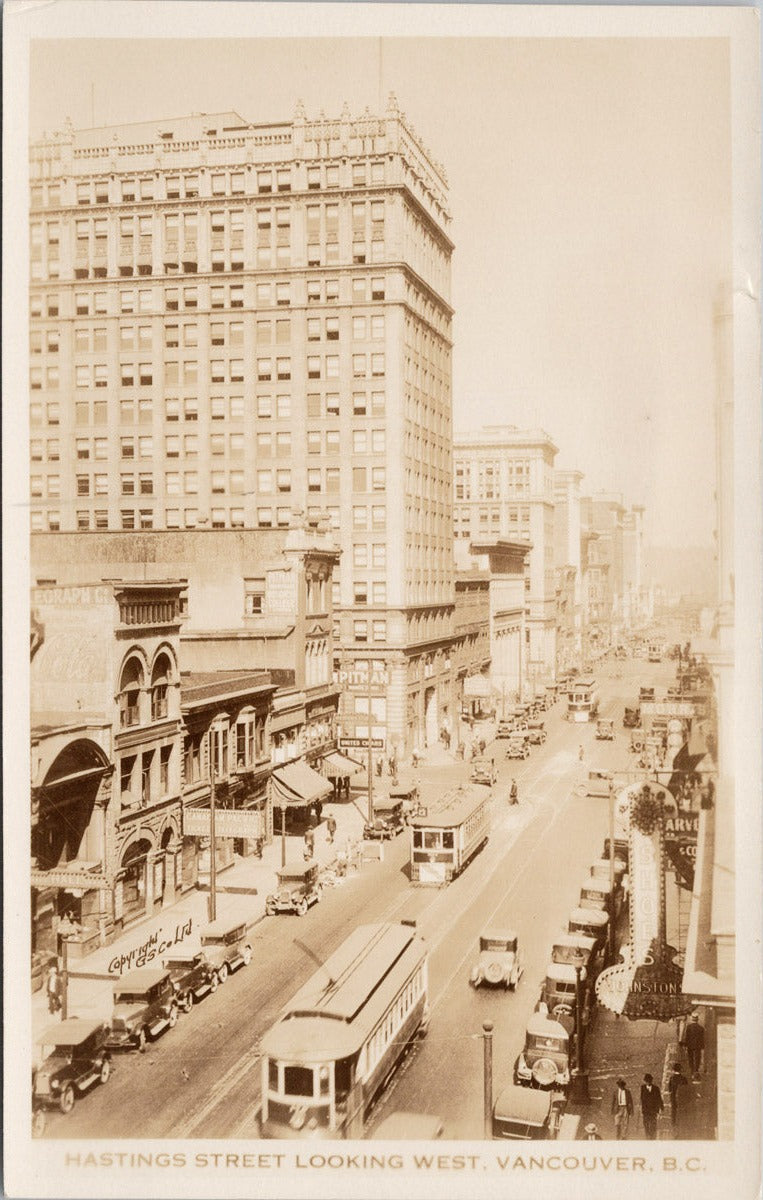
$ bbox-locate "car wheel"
[217,963,229,984]
[59,1084,75,1115]
[242,946,252,966]
[99,1057,111,1084]
[168,1004,178,1029]
[137,1027,147,1053]
[265,903,276,917]
[209,972,218,993]
[182,992,194,1013]
[296,899,308,917]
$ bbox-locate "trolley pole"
[482,1021,494,1139]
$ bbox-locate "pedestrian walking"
[610,1077,634,1139]
[578,743,584,761]
[583,1123,602,1141]
[303,828,315,861]
[683,1014,705,1079]
[640,1073,664,1139]
[667,1062,688,1130]
[326,814,337,845]
[45,964,62,1015]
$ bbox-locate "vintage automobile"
[623,706,641,728]
[568,906,609,951]
[388,777,425,823]
[106,968,179,1052]
[469,929,524,990]
[492,1085,564,1140]
[363,797,406,840]
[639,686,656,703]
[34,1019,111,1114]
[199,918,252,982]
[495,720,516,740]
[505,733,530,760]
[603,836,629,867]
[264,859,322,917]
[579,874,622,921]
[595,718,615,741]
[162,950,219,1010]
[538,962,591,1024]
[526,720,547,745]
[373,1112,446,1139]
[552,932,598,975]
[470,757,498,786]
[590,856,626,887]
[515,1012,574,1091]
[630,728,646,753]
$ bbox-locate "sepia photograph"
[3,2,760,1198]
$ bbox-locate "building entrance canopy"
[322,751,364,780]
[272,761,333,809]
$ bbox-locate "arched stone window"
[151,652,172,721]
[119,656,144,728]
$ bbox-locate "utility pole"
[367,660,374,825]
[60,935,70,1020]
[208,731,217,922]
[482,1021,494,1139]
[569,964,590,1102]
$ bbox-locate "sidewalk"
[33,795,365,1052]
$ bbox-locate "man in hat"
[46,963,62,1015]
[683,1013,705,1080]
[640,1073,664,1139]
[583,1123,602,1141]
[610,1077,634,1139]
[667,1062,688,1131]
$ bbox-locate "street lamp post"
[569,964,590,1102]
[482,1021,494,1139]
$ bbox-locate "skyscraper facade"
[29,97,455,755]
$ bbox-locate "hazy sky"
[29,32,731,547]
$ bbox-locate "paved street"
[40,656,673,1140]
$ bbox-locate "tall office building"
[29,98,455,755]
[453,426,558,682]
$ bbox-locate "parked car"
[505,734,530,760]
[363,798,406,840]
[595,718,615,740]
[515,1012,574,1091]
[106,968,178,1052]
[373,1112,446,1139]
[495,721,515,739]
[630,728,646,753]
[527,721,547,745]
[265,859,322,917]
[470,757,497,786]
[568,906,609,951]
[623,706,641,728]
[388,778,425,823]
[538,962,591,1024]
[34,1019,111,1114]
[492,1085,564,1140]
[470,929,524,989]
[639,686,655,702]
[163,950,219,1010]
[199,918,252,982]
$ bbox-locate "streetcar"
[259,922,429,1139]
[410,785,490,885]
[566,677,599,723]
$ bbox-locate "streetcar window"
[442,831,454,850]
[424,831,440,850]
[413,830,423,848]
[335,1056,353,1099]
[283,1065,314,1097]
[318,1065,331,1096]
[268,1059,279,1090]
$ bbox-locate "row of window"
[32,159,386,210]
[30,274,386,319]
[30,501,390,535]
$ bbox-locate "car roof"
[525,1013,570,1039]
[114,968,170,990]
[493,1085,551,1124]
[480,928,518,943]
[373,1112,445,1139]
[545,962,580,982]
[37,1018,105,1046]
[163,950,201,962]
[201,918,247,936]
[278,858,317,876]
[569,906,609,926]
[553,932,596,951]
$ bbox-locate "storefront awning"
[463,674,493,699]
[272,761,333,809]
[322,751,364,779]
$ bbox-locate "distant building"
[453,426,558,684]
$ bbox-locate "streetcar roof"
[266,926,422,1032]
[411,786,485,828]
[569,678,595,689]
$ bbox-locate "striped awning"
[272,761,333,809]
[322,752,364,779]
[463,674,493,699]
